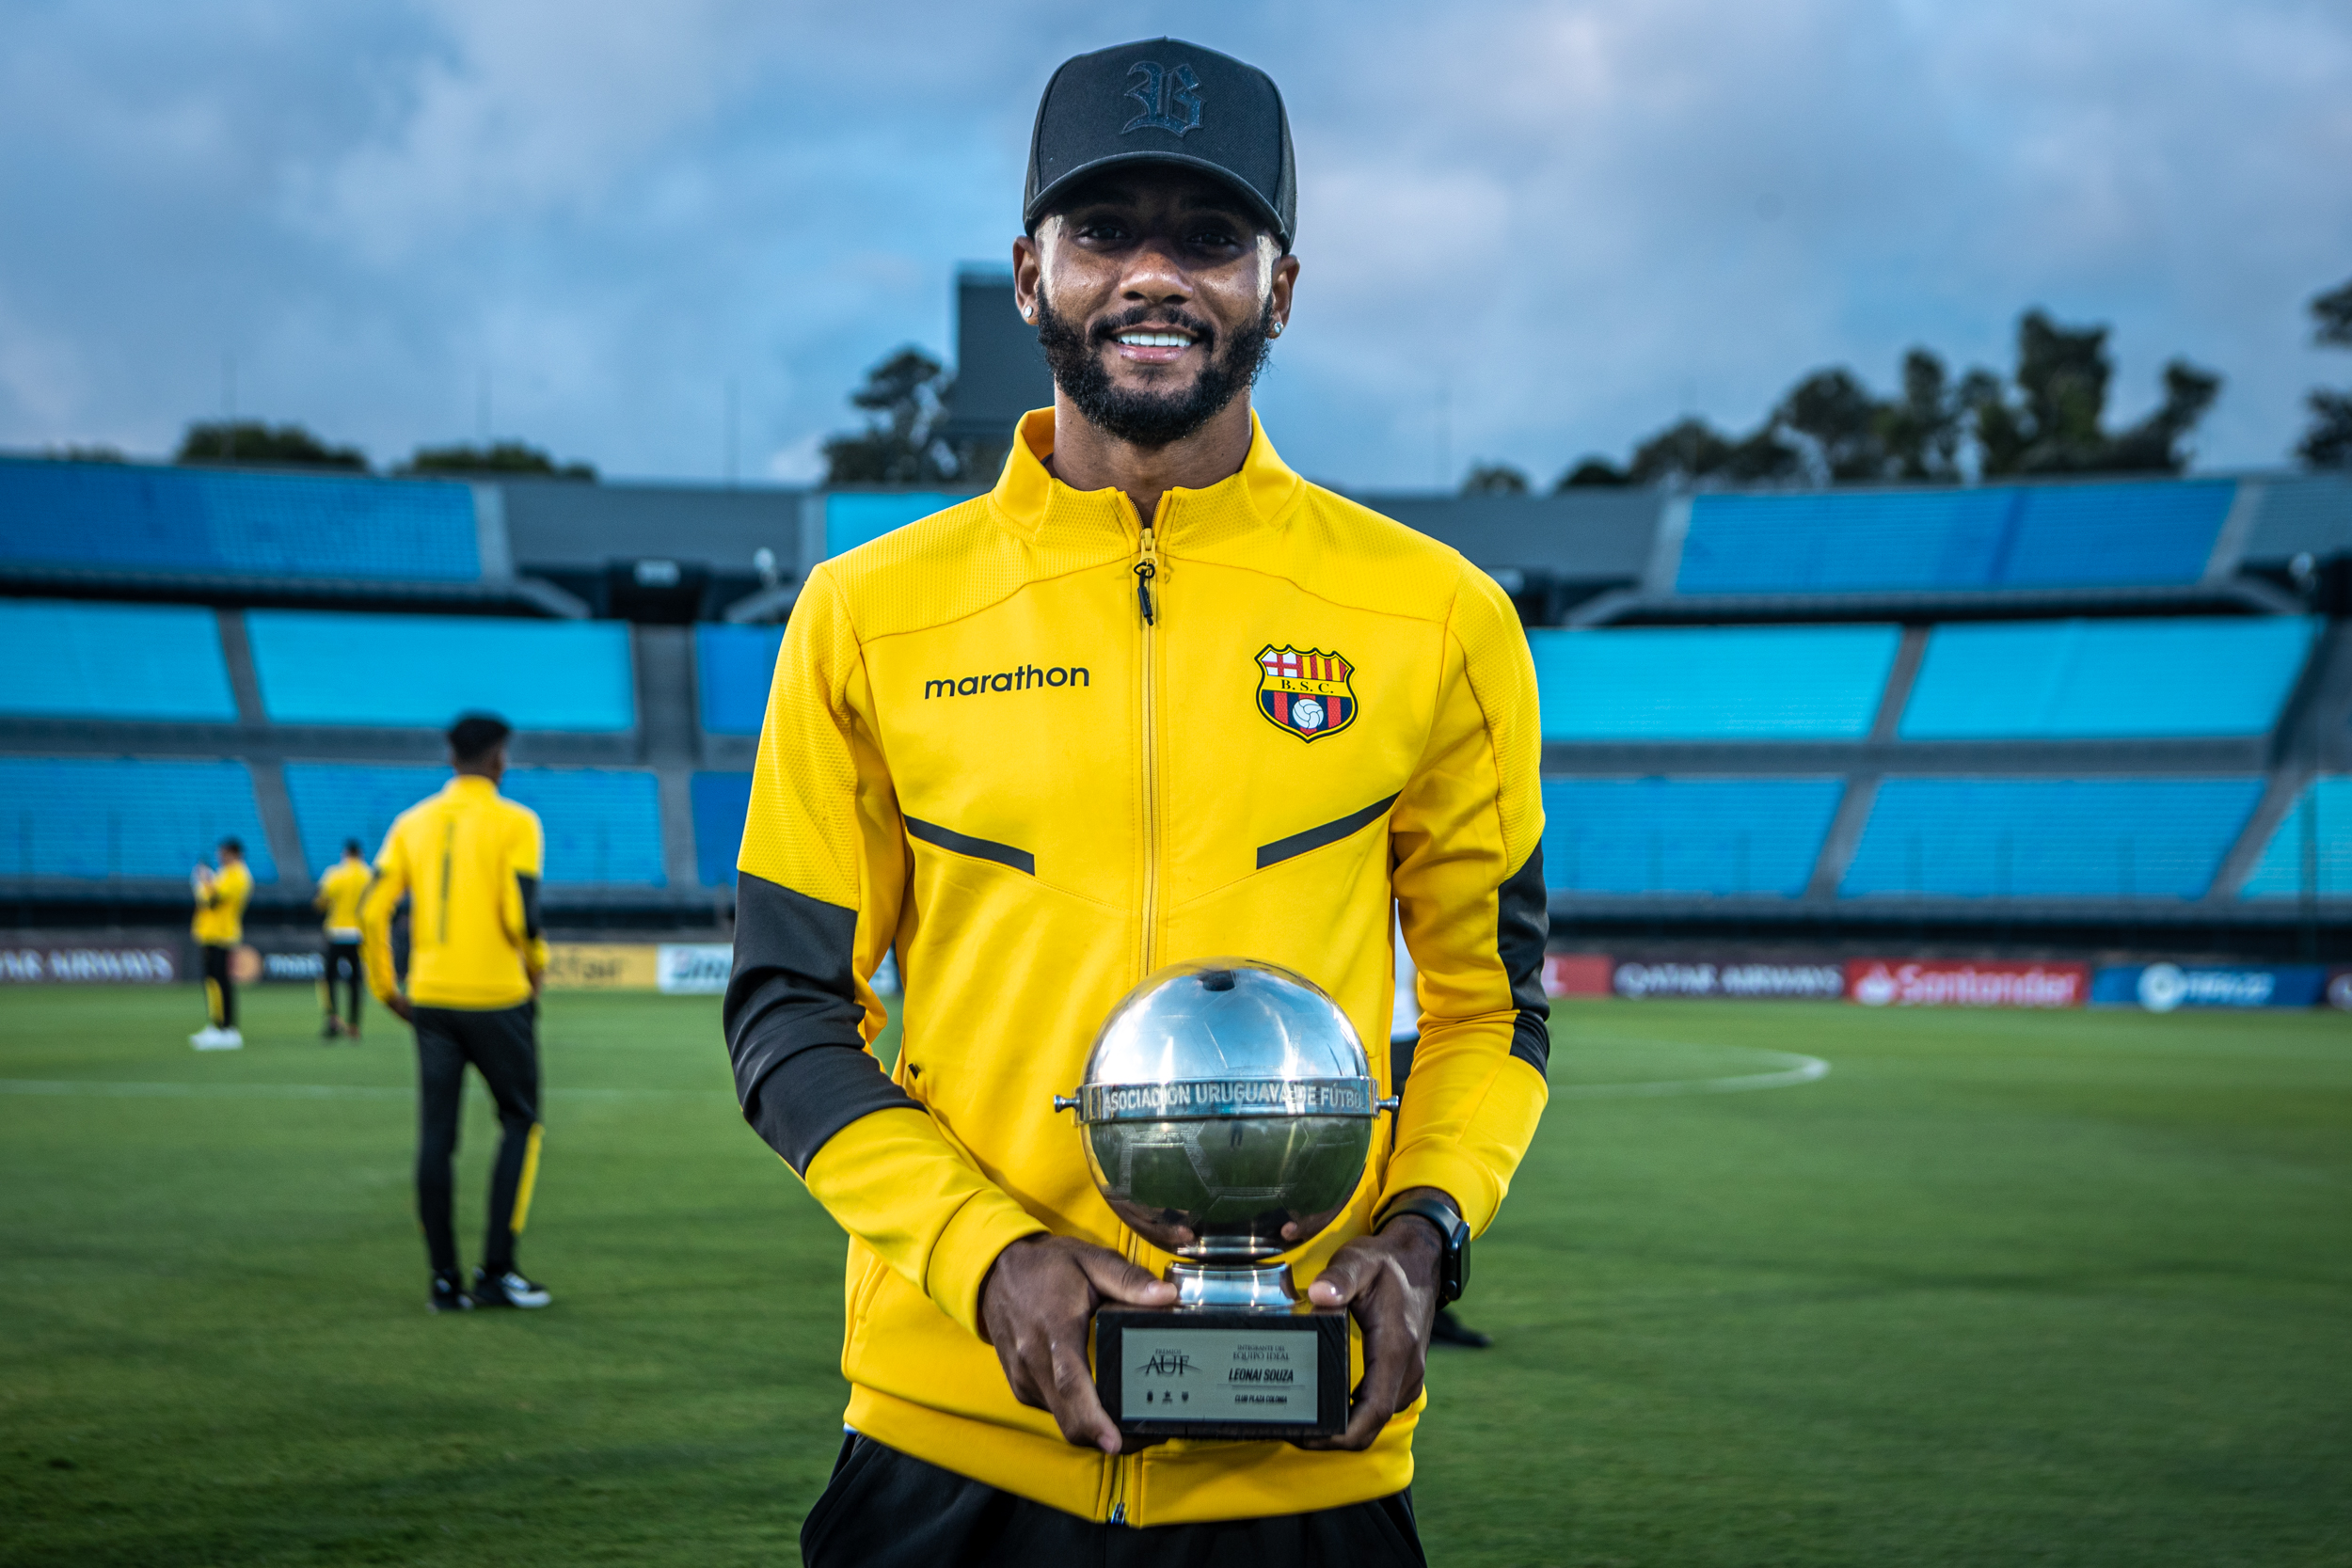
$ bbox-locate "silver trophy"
[1054,958,1394,1439]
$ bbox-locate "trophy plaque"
[1053,958,1393,1441]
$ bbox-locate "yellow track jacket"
[725,408,1549,1527]
[360,775,548,1010]
[191,859,252,947]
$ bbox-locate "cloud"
[0,0,2346,486]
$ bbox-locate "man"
[361,713,555,1315]
[189,836,252,1050]
[314,838,370,1041]
[727,39,1548,1564]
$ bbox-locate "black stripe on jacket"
[724,871,919,1173]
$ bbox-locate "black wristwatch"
[1375,1195,1470,1305]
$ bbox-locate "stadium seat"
[0,758,274,879]
[690,771,754,885]
[695,626,785,736]
[0,599,238,721]
[1528,625,1900,740]
[0,458,480,581]
[2238,776,2352,900]
[1841,777,2265,899]
[247,612,636,730]
[1541,777,1846,896]
[825,492,965,558]
[1899,617,2317,739]
[283,763,665,885]
[1677,480,2234,595]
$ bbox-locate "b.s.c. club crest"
[1256,646,1358,742]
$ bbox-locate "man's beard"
[1035,291,1277,451]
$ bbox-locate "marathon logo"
[925,665,1089,698]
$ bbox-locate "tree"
[1778,367,1886,483]
[2299,276,2352,469]
[1557,457,1629,488]
[399,441,595,480]
[1875,349,1964,483]
[823,347,959,484]
[1461,463,1529,495]
[176,420,366,470]
[1963,309,2220,477]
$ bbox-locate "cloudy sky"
[4,0,2349,489]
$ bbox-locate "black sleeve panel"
[1497,845,1551,1077]
[516,874,542,941]
[724,870,919,1173]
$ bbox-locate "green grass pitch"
[3,984,2347,1565]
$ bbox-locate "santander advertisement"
[1847,958,2088,1008]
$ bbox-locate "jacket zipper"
[1110,510,1166,1530]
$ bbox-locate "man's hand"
[385,993,415,1023]
[1296,1189,1452,1451]
[978,1235,1177,1455]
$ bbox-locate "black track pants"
[412,1003,541,1276]
[322,941,362,1029]
[200,944,236,1029]
[800,1433,1427,1567]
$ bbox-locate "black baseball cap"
[1025,39,1296,251]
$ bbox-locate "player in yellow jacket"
[189,836,252,1050]
[361,713,555,1315]
[313,838,371,1041]
[728,40,1549,1565]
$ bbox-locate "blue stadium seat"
[284,763,665,885]
[0,599,238,721]
[695,626,784,736]
[1900,617,2316,739]
[247,612,636,730]
[0,459,479,581]
[1529,625,1899,740]
[691,771,753,885]
[2239,776,2352,900]
[1541,777,1846,896]
[1842,777,2264,899]
[1677,481,2233,596]
[0,758,274,880]
[825,492,964,558]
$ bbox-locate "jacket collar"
[443,773,500,798]
[988,405,1303,547]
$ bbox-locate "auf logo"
[1138,1349,1195,1377]
[1123,62,1202,136]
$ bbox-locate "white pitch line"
[0,1079,730,1103]
[1550,1047,1830,1100]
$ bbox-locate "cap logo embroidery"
[1123,61,1203,136]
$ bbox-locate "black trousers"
[412,1003,541,1276]
[322,941,362,1028]
[801,1433,1427,1568]
[199,943,236,1029]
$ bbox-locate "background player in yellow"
[188,835,251,1050]
[312,837,370,1042]
[361,713,555,1315]
[729,40,1549,1565]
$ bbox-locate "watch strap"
[1375,1195,1469,1305]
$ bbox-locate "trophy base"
[1095,1305,1349,1441]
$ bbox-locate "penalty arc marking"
[1549,1043,1830,1100]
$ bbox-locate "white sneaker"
[189,1026,242,1050]
[217,1028,244,1048]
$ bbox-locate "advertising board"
[1847,959,2087,1008]
[1542,955,1613,998]
[656,943,731,995]
[2090,963,2328,1011]
[1613,959,1847,1001]
[0,942,180,983]
[544,943,660,990]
